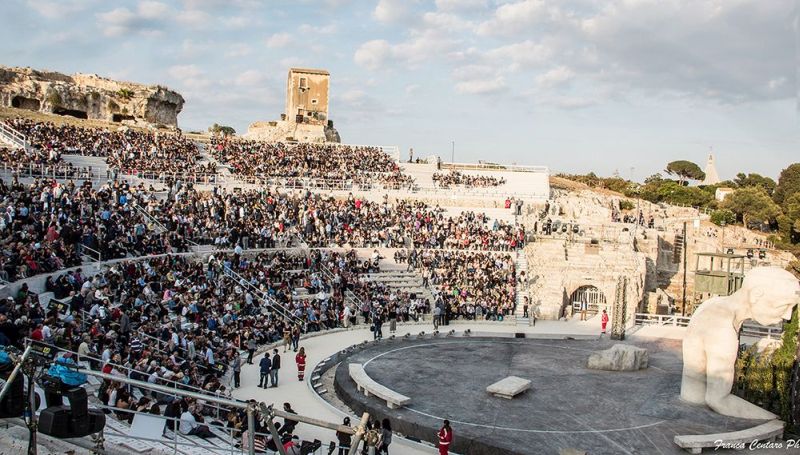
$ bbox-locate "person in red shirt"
[30,324,44,341]
[437,420,452,455]
[601,309,609,335]
[295,347,307,381]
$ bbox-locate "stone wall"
[0,66,184,127]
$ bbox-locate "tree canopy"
[733,172,776,195]
[720,186,781,227]
[665,160,705,184]
[208,123,236,136]
[774,163,800,207]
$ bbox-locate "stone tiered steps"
[61,154,109,179]
[360,270,436,303]
[514,249,530,321]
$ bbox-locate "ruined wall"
[0,66,184,127]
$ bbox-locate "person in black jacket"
[279,402,297,436]
[336,417,352,455]
[270,349,281,387]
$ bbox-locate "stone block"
[486,376,531,399]
[587,344,648,371]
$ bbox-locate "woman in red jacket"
[295,346,306,381]
[437,420,452,455]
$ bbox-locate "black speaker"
[515,333,525,338]
[0,373,24,418]
[38,406,105,438]
[38,406,72,438]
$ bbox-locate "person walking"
[437,420,452,455]
[246,336,256,364]
[232,351,241,389]
[377,418,392,454]
[295,347,307,381]
[283,325,291,352]
[601,309,609,335]
[291,325,301,352]
[270,349,281,387]
[258,352,271,388]
[336,417,352,455]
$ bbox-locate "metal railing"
[440,162,549,173]
[634,313,691,327]
[221,265,301,325]
[79,244,102,262]
[0,121,29,150]
[633,313,784,340]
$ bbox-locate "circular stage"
[327,335,768,455]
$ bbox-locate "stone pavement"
[230,319,602,454]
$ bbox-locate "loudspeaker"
[38,406,72,438]
[0,373,24,418]
[38,406,105,438]
[515,333,525,338]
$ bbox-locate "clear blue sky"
[1,0,796,181]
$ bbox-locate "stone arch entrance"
[569,285,607,318]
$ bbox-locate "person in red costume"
[437,420,452,455]
[601,309,609,335]
[295,346,307,381]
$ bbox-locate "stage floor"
[331,336,769,455]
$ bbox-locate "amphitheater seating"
[348,363,410,409]
[673,420,784,454]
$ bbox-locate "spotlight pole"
[451,141,454,163]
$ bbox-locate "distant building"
[285,68,330,126]
[702,154,721,186]
[246,67,338,143]
[715,187,734,202]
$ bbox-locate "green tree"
[665,160,705,185]
[734,173,776,195]
[721,186,782,227]
[773,163,800,207]
[208,123,236,136]
[710,209,736,226]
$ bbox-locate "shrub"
[619,200,635,211]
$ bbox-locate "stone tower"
[702,154,720,186]
[285,68,329,126]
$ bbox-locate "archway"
[569,285,607,318]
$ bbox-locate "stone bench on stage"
[486,376,531,399]
[349,363,411,409]
[674,419,785,454]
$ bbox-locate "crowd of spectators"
[0,146,94,179]
[0,176,187,282]
[3,118,213,179]
[211,138,415,188]
[433,170,505,188]
[402,250,517,319]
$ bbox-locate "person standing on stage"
[295,346,307,381]
[269,348,281,387]
[437,420,452,455]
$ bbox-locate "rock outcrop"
[587,344,649,371]
[0,66,184,128]
[245,119,341,143]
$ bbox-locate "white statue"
[681,267,800,419]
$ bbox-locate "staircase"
[359,270,436,304]
[514,249,530,320]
